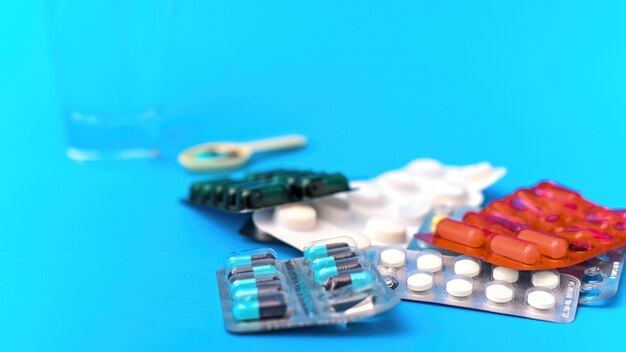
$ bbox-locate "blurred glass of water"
[47,0,171,160]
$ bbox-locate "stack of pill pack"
[186,159,625,332]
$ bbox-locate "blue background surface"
[2,1,626,351]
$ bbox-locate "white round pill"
[492,266,519,283]
[398,198,430,222]
[348,182,384,206]
[406,159,444,178]
[532,270,560,289]
[416,252,443,273]
[365,218,406,244]
[407,272,434,292]
[335,230,371,249]
[527,289,556,310]
[314,196,350,222]
[275,203,317,231]
[379,171,417,191]
[380,248,406,268]
[454,258,481,277]
[446,277,474,297]
[486,283,514,303]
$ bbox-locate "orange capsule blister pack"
[418,181,626,270]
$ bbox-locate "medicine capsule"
[232,294,288,321]
[436,219,486,247]
[228,264,278,279]
[292,173,350,198]
[227,252,277,269]
[230,275,281,289]
[231,281,283,301]
[323,271,375,292]
[314,260,362,283]
[311,251,356,272]
[517,229,568,259]
[304,242,350,261]
[489,235,541,265]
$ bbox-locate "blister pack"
[418,181,626,270]
[367,246,581,323]
[251,159,505,250]
[187,169,350,213]
[412,206,626,304]
[216,237,400,333]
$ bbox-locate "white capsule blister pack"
[367,247,581,323]
[251,159,506,250]
[216,237,400,333]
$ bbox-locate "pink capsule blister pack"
[367,246,581,323]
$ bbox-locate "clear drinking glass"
[47,0,171,160]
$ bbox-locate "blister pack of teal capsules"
[215,237,400,333]
[188,169,351,213]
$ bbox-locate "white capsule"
[532,270,560,289]
[365,218,406,244]
[380,248,406,268]
[527,289,556,310]
[454,257,481,277]
[492,266,519,283]
[416,251,443,273]
[407,271,434,292]
[446,276,474,297]
[485,282,514,303]
[275,203,317,231]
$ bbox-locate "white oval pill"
[486,282,514,303]
[416,252,443,273]
[380,248,406,268]
[365,218,406,244]
[527,289,556,310]
[398,198,430,223]
[492,266,519,283]
[532,270,560,289]
[407,272,434,292]
[275,203,317,231]
[454,258,481,277]
[348,182,384,206]
[446,277,473,297]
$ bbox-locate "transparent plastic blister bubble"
[418,181,626,270]
[186,168,351,214]
[216,238,399,333]
[367,247,581,323]
[411,190,626,304]
[251,159,505,250]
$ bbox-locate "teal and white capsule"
[311,250,357,272]
[304,242,350,261]
[314,259,362,283]
[230,281,283,301]
[227,252,276,269]
[228,264,278,279]
[324,271,375,292]
[232,294,287,321]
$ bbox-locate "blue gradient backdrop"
[1,1,625,351]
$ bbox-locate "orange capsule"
[436,219,486,248]
[517,229,568,259]
[489,235,541,264]
[463,212,491,229]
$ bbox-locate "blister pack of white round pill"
[251,159,506,250]
[367,247,581,323]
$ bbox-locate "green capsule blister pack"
[188,169,351,213]
[216,237,400,333]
